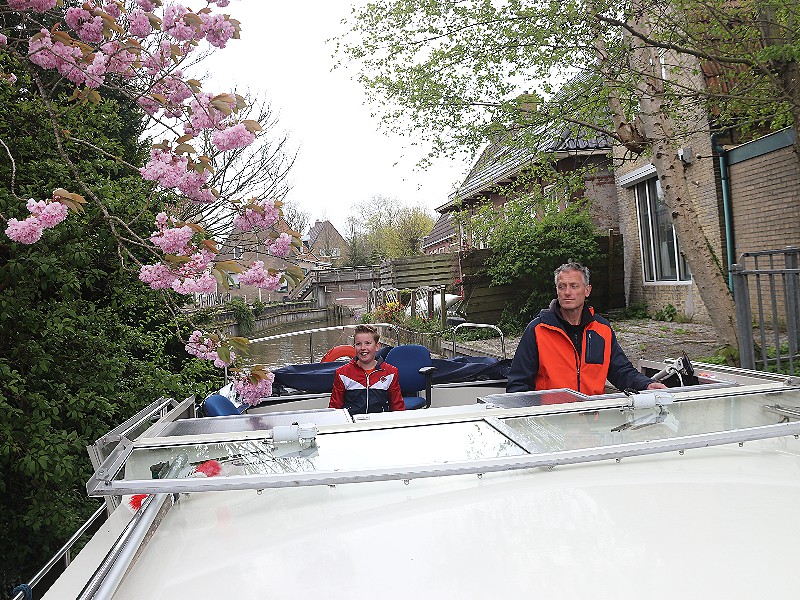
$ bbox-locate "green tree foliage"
[344,197,435,264]
[0,66,221,592]
[339,0,770,349]
[471,197,602,332]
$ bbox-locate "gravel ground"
[458,319,724,363]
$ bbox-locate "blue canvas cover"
[271,355,511,395]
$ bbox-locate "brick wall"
[728,144,800,257]
[613,131,720,323]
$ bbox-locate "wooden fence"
[458,233,625,324]
[380,253,459,289]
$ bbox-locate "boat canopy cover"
[272,355,512,394]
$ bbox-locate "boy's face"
[353,332,379,366]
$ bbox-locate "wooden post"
[427,288,434,319]
[440,286,447,330]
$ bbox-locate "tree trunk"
[596,7,740,351]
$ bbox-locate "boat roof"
[47,369,800,599]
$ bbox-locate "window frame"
[633,177,691,285]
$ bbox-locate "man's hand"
[647,382,668,390]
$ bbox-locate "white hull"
[39,360,800,599]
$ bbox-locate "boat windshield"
[87,385,800,496]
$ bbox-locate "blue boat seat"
[203,393,243,417]
[385,345,437,410]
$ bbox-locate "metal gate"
[731,247,800,373]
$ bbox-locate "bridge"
[289,266,381,310]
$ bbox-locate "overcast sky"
[203,1,470,233]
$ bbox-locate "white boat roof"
[47,376,800,599]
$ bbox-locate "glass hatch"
[87,386,800,497]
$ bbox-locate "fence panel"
[731,247,800,373]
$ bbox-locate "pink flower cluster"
[232,199,280,231]
[212,123,255,151]
[139,213,218,294]
[238,261,284,290]
[185,330,235,368]
[149,212,194,254]
[268,232,292,258]
[140,149,215,204]
[13,0,251,208]
[234,371,275,406]
[7,0,57,11]
[5,197,69,244]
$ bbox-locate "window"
[634,178,690,282]
[331,247,341,258]
[233,245,243,259]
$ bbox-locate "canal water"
[246,317,357,369]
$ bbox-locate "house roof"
[421,212,457,249]
[306,219,345,246]
[439,73,613,212]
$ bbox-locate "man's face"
[353,332,379,365]
[556,269,591,312]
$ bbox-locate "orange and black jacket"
[506,300,653,397]
[329,357,405,415]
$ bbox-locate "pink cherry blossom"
[8,0,57,12]
[185,330,235,368]
[103,2,121,19]
[128,9,153,38]
[5,217,43,244]
[200,12,236,49]
[268,232,292,258]
[185,93,232,134]
[150,223,193,255]
[5,196,68,243]
[234,372,275,405]
[65,8,105,44]
[136,0,158,11]
[101,41,137,77]
[212,123,255,151]
[232,199,280,231]
[0,34,7,46]
[163,4,198,42]
[238,261,284,290]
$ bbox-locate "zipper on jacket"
[365,369,371,414]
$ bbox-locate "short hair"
[554,262,590,287]
[353,324,380,343]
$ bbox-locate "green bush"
[654,304,678,322]
[481,203,603,333]
[251,299,268,317]
[227,297,255,334]
[611,302,650,320]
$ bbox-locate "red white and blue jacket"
[506,300,654,397]
[329,357,405,415]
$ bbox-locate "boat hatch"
[87,385,800,497]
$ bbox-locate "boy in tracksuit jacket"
[507,262,664,397]
[329,324,405,415]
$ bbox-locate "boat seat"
[203,394,244,417]
[385,345,437,410]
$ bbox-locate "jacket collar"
[543,299,595,328]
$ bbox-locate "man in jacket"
[506,262,666,396]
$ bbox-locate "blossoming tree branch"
[0,0,295,403]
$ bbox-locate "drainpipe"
[712,133,735,291]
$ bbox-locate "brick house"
[614,124,800,322]
[423,122,619,255]
[304,219,348,267]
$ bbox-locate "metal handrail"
[452,322,506,359]
[249,323,399,363]
[11,505,107,600]
[87,419,800,497]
